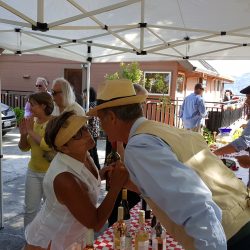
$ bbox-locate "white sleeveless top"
[25,152,101,250]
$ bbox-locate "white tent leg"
[0,79,3,229]
[86,62,91,113]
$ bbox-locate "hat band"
[97,94,136,105]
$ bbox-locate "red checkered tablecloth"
[94,203,184,250]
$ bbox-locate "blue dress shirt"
[180,93,207,129]
[230,119,250,151]
[124,117,226,250]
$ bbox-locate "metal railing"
[143,97,247,132]
[1,90,248,132]
[1,90,31,109]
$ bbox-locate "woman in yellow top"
[18,92,54,228]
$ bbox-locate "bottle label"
[146,203,151,210]
[120,236,125,250]
[125,235,132,250]
[138,241,149,250]
[124,219,130,232]
[152,238,166,250]
[114,236,125,250]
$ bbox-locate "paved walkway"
[0,128,107,250]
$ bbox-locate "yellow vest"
[134,120,250,250]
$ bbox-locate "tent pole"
[0,0,36,25]
[86,62,91,113]
[50,0,141,28]
[140,0,145,52]
[37,0,44,23]
[0,78,3,229]
[85,42,92,113]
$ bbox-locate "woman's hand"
[99,165,113,181]
[235,155,250,168]
[19,119,28,135]
[25,117,34,133]
[109,161,129,189]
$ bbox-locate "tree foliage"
[105,62,143,83]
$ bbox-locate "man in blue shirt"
[89,79,227,250]
[214,85,250,186]
[180,83,207,133]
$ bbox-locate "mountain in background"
[224,73,250,95]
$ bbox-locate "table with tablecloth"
[94,202,184,250]
[94,148,250,250]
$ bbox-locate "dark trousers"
[108,189,140,226]
[89,137,100,170]
[227,221,250,250]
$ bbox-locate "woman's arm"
[25,118,43,145]
[213,144,236,156]
[235,155,250,168]
[53,164,128,232]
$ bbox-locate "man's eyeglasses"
[72,126,88,140]
[51,90,62,96]
[36,84,42,87]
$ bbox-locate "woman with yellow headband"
[23,111,128,250]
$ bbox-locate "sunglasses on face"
[36,84,43,87]
[72,126,88,140]
[51,89,62,96]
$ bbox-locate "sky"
[207,60,250,77]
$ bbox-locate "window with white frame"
[176,73,185,94]
[144,71,171,95]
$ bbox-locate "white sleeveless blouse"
[25,152,101,250]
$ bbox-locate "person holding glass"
[19,92,54,228]
[24,111,128,250]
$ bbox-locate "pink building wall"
[0,55,230,102]
[0,55,81,91]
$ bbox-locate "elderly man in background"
[24,77,50,118]
[51,77,85,116]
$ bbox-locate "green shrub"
[13,107,24,125]
[203,127,215,145]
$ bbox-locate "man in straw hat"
[88,79,250,250]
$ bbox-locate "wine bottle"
[135,210,149,250]
[152,221,166,250]
[105,149,121,191]
[141,198,151,219]
[149,214,157,246]
[113,206,126,250]
[83,228,95,250]
[120,189,130,226]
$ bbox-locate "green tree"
[105,62,143,84]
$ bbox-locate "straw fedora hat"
[87,79,147,116]
[55,115,88,148]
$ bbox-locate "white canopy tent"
[1,0,250,62]
[1,0,250,229]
